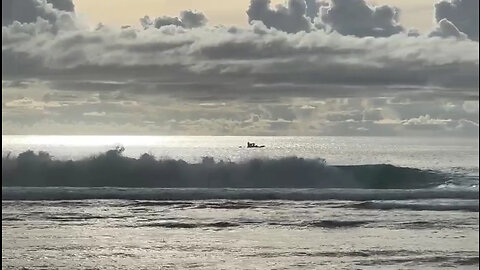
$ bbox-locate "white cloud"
[402,114,451,126]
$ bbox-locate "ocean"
[2,136,479,269]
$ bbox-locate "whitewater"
[2,136,479,269]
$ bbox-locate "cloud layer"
[1,0,479,136]
[3,18,477,89]
[2,0,75,26]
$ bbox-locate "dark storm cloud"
[321,0,404,37]
[2,0,74,26]
[180,10,208,28]
[247,0,313,33]
[46,0,74,12]
[434,0,479,41]
[140,10,207,29]
[247,0,404,37]
[305,0,328,21]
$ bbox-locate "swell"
[2,187,478,201]
[346,201,479,212]
[134,221,240,229]
[2,149,470,189]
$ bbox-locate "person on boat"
[247,142,262,148]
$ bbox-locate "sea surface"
[2,136,479,269]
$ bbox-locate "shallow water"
[2,198,479,269]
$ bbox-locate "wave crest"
[1,149,470,189]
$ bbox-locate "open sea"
[2,136,479,269]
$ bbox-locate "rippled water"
[2,199,479,269]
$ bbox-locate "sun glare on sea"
[1,135,174,147]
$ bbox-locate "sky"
[73,0,435,31]
[1,0,479,136]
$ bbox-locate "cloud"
[463,101,479,114]
[455,119,479,135]
[434,0,479,41]
[247,0,313,33]
[362,108,383,121]
[2,119,159,135]
[3,86,478,136]
[4,97,58,110]
[429,18,468,40]
[45,0,74,12]
[140,10,207,29]
[180,10,208,28]
[1,1,479,136]
[83,111,107,117]
[402,114,451,126]
[399,115,478,136]
[321,0,404,37]
[326,110,363,122]
[2,0,75,26]
[305,0,328,21]
[2,20,478,98]
[246,0,405,37]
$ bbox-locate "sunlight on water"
[2,135,479,172]
[2,135,174,147]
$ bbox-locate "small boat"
[246,142,265,148]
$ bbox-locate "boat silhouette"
[246,142,265,148]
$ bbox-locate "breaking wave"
[3,149,475,189]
